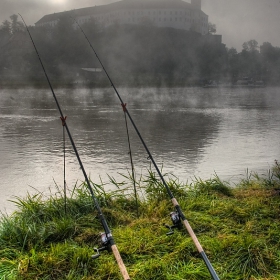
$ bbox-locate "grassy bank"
[1,165,280,280]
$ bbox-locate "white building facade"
[35,0,208,35]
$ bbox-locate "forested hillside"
[1,15,280,87]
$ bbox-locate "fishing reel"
[164,211,183,235]
[92,232,111,259]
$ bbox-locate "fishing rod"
[74,20,220,280]
[19,14,130,280]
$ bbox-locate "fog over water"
[1,86,280,214]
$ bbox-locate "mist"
[1,0,280,51]
[203,0,280,50]
[0,0,117,26]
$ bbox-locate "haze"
[1,0,280,50]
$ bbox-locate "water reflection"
[1,86,280,213]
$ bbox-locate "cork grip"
[111,244,130,280]
[171,198,203,253]
[182,220,204,253]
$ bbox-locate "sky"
[1,0,280,51]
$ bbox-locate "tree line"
[0,14,280,87]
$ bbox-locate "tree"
[242,39,259,52]
[260,42,280,84]
[10,14,24,34]
[240,40,262,79]
[0,20,11,35]
[260,42,280,62]
[208,22,216,34]
[0,15,24,35]
[227,47,239,81]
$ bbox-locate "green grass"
[0,163,280,280]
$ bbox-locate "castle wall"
[35,0,209,35]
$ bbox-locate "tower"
[191,0,201,10]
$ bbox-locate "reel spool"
[164,211,183,235]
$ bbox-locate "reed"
[0,164,280,279]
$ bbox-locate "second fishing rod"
[74,19,220,280]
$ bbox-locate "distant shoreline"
[1,79,279,89]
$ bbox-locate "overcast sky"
[1,0,280,51]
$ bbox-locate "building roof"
[35,0,196,25]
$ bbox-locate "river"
[1,86,280,213]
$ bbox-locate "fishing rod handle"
[172,198,203,252]
[111,245,130,280]
[171,198,220,280]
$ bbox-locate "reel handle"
[91,246,108,259]
[164,224,175,235]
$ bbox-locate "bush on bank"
[0,163,280,280]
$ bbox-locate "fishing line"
[60,116,67,214]
[74,18,220,280]
[19,14,130,280]
[122,103,139,217]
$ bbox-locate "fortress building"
[35,0,209,35]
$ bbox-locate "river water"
[1,86,280,213]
